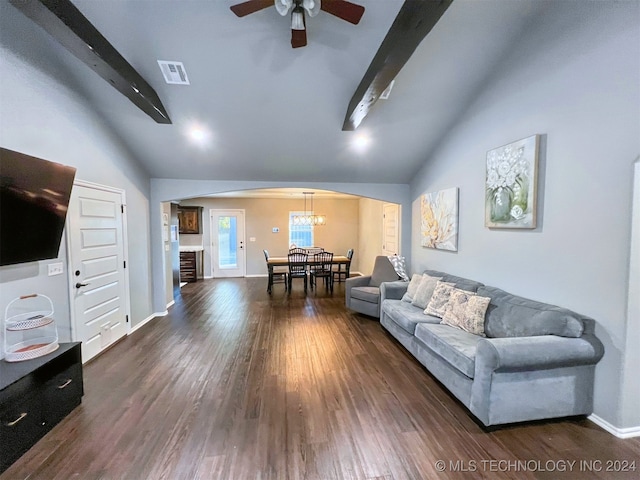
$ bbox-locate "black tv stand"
[0,342,83,473]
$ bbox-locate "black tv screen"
[0,147,77,266]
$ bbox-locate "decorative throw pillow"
[424,281,456,318]
[464,295,491,335]
[402,273,423,303]
[387,255,410,281]
[411,274,444,309]
[441,289,475,330]
[441,290,490,336]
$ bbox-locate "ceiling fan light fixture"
[303,0,321,17]
[291,7,305,30]
[275,0,292,16]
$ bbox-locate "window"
[289,211,314,247]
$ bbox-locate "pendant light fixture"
[292,191,326,226]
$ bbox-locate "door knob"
[75,282,90,288]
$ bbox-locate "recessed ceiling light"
[185,123,212,149]
[352,132,371,153]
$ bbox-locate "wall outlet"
[48,262,64,276]
[272,227,279,233]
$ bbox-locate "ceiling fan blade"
[320,0,365,25]
[230,0,274,17]
[291,28,307,48]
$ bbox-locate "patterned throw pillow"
[465,295,491,335]
[441,290,490,336]
[387,255,410,281]
[424,281,456,318]
[402,273,423,303]
[411,274,443,309]
[441,289,476,330]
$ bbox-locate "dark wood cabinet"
[0,342,83,473]
[178,207,201,234]
[180,251,197,283]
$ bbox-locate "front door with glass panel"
[210,209,245,277]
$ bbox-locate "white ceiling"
[2,0,547,185]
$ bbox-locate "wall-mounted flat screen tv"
[0,147,77,266]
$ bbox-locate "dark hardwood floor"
[2,278,639,480]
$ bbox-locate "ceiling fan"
[230,0,365,48]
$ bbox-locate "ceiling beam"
[10,0,171,124]
[342,0,453,131]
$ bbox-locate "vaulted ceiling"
[1,0,546,184]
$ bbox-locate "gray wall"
[409,2,639,431]
[0,7,156,357]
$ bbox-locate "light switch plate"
[48,262,64,276]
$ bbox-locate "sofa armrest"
[470,333,604,426]
[476,334,604,373]
[380,280,409,302]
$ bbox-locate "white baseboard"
[589,414,640,438]
[166,300,175,309]
[129,310,167,335]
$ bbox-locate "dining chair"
[264,249,287,293]
[310,251,334,292]
[305,247,324,255]
[287,252,308,292]
[289,247,306,255]
[333,248,354,283]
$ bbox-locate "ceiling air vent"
[157,60,190,85]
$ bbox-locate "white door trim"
[66,179,132,344]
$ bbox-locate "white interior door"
[382,203,400,256]
[67,182,129,363]
[210,209,245,278]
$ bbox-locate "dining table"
[266,255,351,293]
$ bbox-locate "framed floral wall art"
[485,134,540,228]
[421,187,459,251]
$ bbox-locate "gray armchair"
[345,256,402,318]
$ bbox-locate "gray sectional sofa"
[379,269,605,427]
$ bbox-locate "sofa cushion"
[478,286,585,338]
[423,270,484,293]
[382,299,440,335]
[401,274,423,303]
[424,281,456,318]
[350,286,381,304]
[411,274,443,309]
[414,323,482,378]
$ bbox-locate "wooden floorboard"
[2,278,639,480]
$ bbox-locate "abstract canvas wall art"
[485,134,540,229]
[421,187,459,251]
